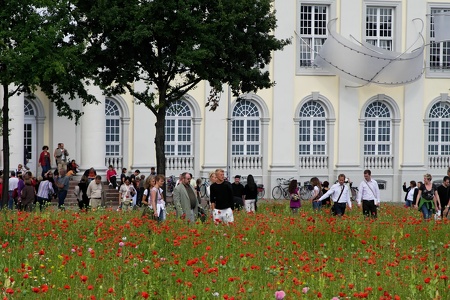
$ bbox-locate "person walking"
[415,173,441,220]
[39,146,52,178]
[150,175,166,221]
[54,143,69,172]
[356,169,380,219]
[243,174,258,213]
[87,175,104,210]
[318,174,352,216]
[403,181,418,208]
[173,172,199,223]
[55,168,70,210]
[210,169,234,224]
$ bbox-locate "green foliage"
[74,0,290,110]
[0,0,97,122]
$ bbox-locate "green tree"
[74,0,290,176]
[0,0,96,205]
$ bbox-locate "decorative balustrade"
[299,156,328,169]
[232,156,262,169]
[364,156,393,169]
[166,156,194,170]
[105,156,123,170]
[428,156,450,169]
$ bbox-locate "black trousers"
[362,200,377,218]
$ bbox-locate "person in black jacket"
[403,180,418,208]
[243,174,258,213]
[231,175,244,210]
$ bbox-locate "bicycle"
[199,177,210,198]
[257,184,265,198]
[272,177,293,200]
[299,181,315,200]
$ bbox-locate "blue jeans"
[41,165,50,178]
[58,190,68,209]
[313,201,322,210]
[420,204,433,220]
[8,191,14,210]
[405,200,413,207]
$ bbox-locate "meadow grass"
[0,201,449,299]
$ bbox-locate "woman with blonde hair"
[309,177,323,211]
[415,173,441,220]
[151,175,166,221]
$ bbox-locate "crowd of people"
[2,142,450,223]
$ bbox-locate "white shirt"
[9,177,19,191]
[406,187,417,202]
[319,183,352,208]
[356,179,380,205]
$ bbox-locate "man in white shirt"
[87,175,104,210]
[356,169,380,219]
[318,174,352,216]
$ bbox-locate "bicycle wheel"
[299,188,313,200]
[272,186,283,200]
[283,187,290,200]
[200,184,207,198]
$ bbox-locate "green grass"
[0,202,449,299]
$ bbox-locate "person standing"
[318,174,352,216]
[151,175,166,221]
[243,174,258,213]
[7,171,19,210]
[39,146,52,178]
[437,176,450,219]
[55,168,70,210]
[36,176,54,211]
[87,175,104,210]
[356,170,380,218]
[403,181,418,208]
[309,177,323,211]
[231,175,245,210]
[288,180,301,213]
[173,172,199,222]
[76,175,90,210]
[210,169,234,224]
[118,177,136,211]
[415,173,441,220]
[54,143,69,172]
[150,167,157,176]
[19,179,35,211]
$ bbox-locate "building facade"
[2,0,450,202]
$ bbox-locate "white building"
[2,0,450,202]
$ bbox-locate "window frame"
[231,100,261,156]
[426,4,450,78]
[298,101,327,156]
[296,0,336,75]
[363,101,392,156]
[165,100,193,156]
[105,98,122,157]
[427,101,450,156]
[363,1,401,52]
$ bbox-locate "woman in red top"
[39,146,51,177]
[106,165,118,189]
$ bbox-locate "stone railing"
[232,156,263,169]
[299,156,328,169]
[428,156,450,169]
[166,156,194,171]
[364,156,393,169]
[105,156,123,170]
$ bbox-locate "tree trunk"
[155,92,167,178]
[2,83,10,207]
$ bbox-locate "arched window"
[105,99,121,156]
[298,101,326,155]
[24,99,35,162]
[428,102,450,155]
[364,101,391,155]
[165,100,192,156]
[232,100,260,155]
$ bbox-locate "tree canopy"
[74,0,290,175]
[1,0,97,202]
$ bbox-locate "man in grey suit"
[173,172,199,223]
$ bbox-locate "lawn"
[0,201,449,299]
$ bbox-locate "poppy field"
[1,202,449,300]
